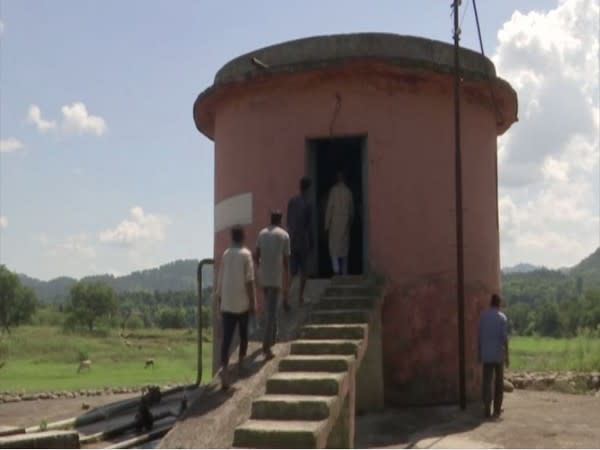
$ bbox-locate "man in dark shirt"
[478,293,509,418]
[286,177,313,307]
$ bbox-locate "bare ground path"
[356,390,600,449]
[0,393,137,429]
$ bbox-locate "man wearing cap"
[255,210,291,359]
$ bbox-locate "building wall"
[211,66,501,405]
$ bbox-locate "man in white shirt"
[215,225,256,390]
[255,210,290,359]
[325,171,354,275]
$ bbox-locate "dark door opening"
[306,136,367,278]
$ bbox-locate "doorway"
[306,136,368,278]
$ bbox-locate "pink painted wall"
[209,64,513,405]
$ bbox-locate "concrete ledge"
[315,296,376,310]
[234,419,328,448]
[324,286,380,297]
[267,372,346,396]
[301,324,367,340]
[310,309,370,324]
[279,355,355,373]
[291,340,361,356]
[251,395,336,420]
[0,431,79,449]
[0,428,24,438]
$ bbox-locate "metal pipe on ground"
[106,424,173,449]
[74,386,186,428]
[79,411,174,445]
[25,417,76,434]
[196,259,214,387]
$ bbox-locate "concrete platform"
[355,390,600,449]
[158,280,330,449]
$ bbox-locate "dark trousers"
[220,311,249,368]
[482,363,504,414]
[262,287,279,352]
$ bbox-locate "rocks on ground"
[505,371,600,395]
[0,383,185,404]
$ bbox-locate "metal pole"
[453,0,467,410]
[196,258,214,386]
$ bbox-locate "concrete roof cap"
[194,33,518,139]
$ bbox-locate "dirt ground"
[355,389,600,449]
[0,393,138,428]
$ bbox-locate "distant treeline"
[19,259,213,304]
[33,288,213,332]
[503,269,600,338]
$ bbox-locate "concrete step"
[251,394,335,421]
[323,285,379,297]
[315,296,375,310]
[0,430,80,449]
[331,275,372,285]
[279,355,355,373]
[300,324,367,340]
[310,309,370,324]
[266,372,346,396]
[291,339,361,356]
[233,419,327,448]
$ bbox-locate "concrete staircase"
[233,276,385,448]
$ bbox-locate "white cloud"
[27,105,57,132]
[541,157,569,183]
[99,207,170,246]
[0,20,5,34]
[61,102,107,136]
[0,216,7,229]
[55,234,96,259]
[0,138,24,153]
[495,0,599,268]
[37,232,96,259]
[26,102,106,136]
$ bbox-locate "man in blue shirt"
[478,293,509,418]
[286,177,313,307]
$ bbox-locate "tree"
[157,307,187,329]
[66,282,117,331]
[535,302,561,337]
[506,302,530,335]
[0,265,38,334]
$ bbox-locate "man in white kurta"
[325,172,354,275]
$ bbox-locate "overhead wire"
[472,0,504,126]
[459,0,471,31]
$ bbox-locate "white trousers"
[331,256,348,276]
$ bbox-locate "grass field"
[0,326,212,393]
[2,328,599,394]
[510,336,600,372]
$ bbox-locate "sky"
[0,0,598,280]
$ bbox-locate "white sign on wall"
[214,192,253,233]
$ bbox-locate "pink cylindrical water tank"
[194,33,518,405]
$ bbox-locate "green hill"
[19,259,213,304]
[570,247,600,290]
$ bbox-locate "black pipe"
[452,0,467,410]
[196,259,214,386]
